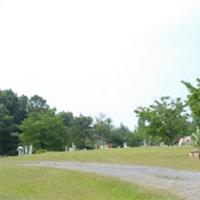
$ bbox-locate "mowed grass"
[7,146,200,171]
[0,163,181,200]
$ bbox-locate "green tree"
[68,115,93,149]
[110,123,132,147]
[19,110,68,151]
[134,96,190,145]
[191,127,200,150]
[128,132,144,147]
[58,111,74,127]
[182,78,200,126]
[28,95,49,113]
[93,114,113,147]
[0,89,29,155]
[16,95,29,123]
[0,104,17,155]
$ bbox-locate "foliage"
[110,123,132,147]
[0,89,52,155]
[128,132,145,147]
[0,90,28,123]
[93,114,113,147]
[28,95,49,113]
[182,78,200,126]
[68,115,94,149]
[19,110,68,151]
[58,111,74,127]
[0,89,28,155]
[134,96,190,145]
[191,127,200,150]
[0,104,16,155]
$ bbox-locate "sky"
[0,0,200,130]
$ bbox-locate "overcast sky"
[0,0,200,129]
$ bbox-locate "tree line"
[0,78,200,155]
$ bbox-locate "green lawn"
[2,146,193,200]
[0,163,182,200]
[7,146,200,171]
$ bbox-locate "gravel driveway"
[25,161,200,200]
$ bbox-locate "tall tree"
[58,111,74,127]
[182,78,200,126]
[19,110,68,151]
[134,96,190,145]
[28,95,49,112]
[0,89,28,155]
[110,123,132,147]
[93,114,113,147]
[68,115,93,149]
[0,104,16,155]
[0,89,19,121]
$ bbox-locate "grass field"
[2,146,198,200]
[7,146,200,171]
[0,163,182,200]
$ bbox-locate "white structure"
[143,140,147,147]
[178,136,191,146]
[24,145,28,154]
[99,145,104,150]
[65,146,68,151]
[29,145,33,155]
[24,145,33,155]
[123,142,128,148]
[160,142,165,147]
[17,146,24,156]
[69,142,76,151]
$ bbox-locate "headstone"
[17,146,24,156]
[100,145,104,150]
[123,142,128,148]
[29,145,33,155]
[69,142,76,151]
[24,146,28,154]
[69,147,74,151]
[160,142,165,147]
[143,140,147,147]
[72,142,76,148]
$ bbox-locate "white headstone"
[17,146,24,156]
[24,146,28,154]
[123,142,128,148]
[69,147,75,151]
[160,142,165,147]
[69,143,76,151]
[100,145,104,150]
[29,145,33,155]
